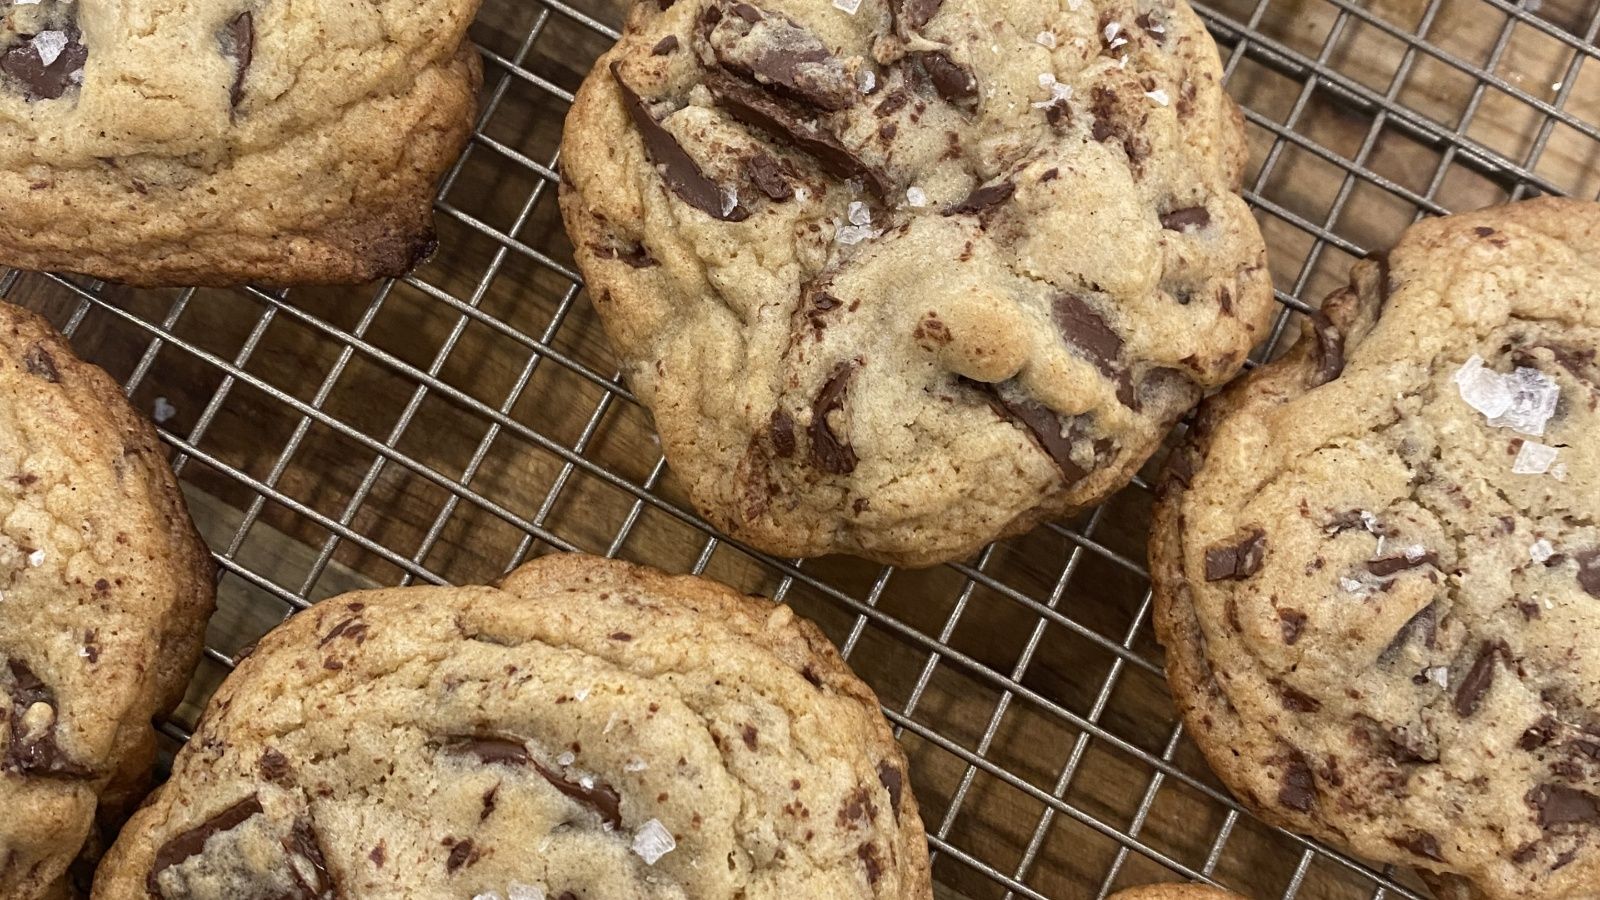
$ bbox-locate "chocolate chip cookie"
[559,0,1273,566]
[92,553,932,899]
[0,0,483,286]
[1151,198,1600,900]
[0,303,214,899]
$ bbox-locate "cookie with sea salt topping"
[1151,198,1600,900]
[0,302,214,899]
[91,553,932,899]
[559,0,1273,566]
[0,0,482,286]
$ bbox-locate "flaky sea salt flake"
[1425,666,1450,689]
[1487,366,1559,436]
[1338,576,1368,595]
[858,69,875,92]
[574,687,591,702]
[27,550,45,568]
[1103,21,1123,43]
[1530,539,1555,563]
[557,750,576,766]
[1038,72,1057,89]
[32,31,68,67]
[1512,440,1559,475]
[847,200,872,226]
[507,886,546,900]
[832,0,863,13]
[905,186,928,207]
[719,189,739,219]
[1036,31,1057,48]
[473,893,504,900]
[1454,354,1514,419]
[632,819,677,865]
[1145,88,1170,106]
[625,757,649,772]
[836,224,877,245]
[1552,462,1569,482]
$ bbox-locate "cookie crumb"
[632,818,677,864]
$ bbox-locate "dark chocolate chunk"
[445,735,530,767]
[1307,310,1345,387]
[446,838,477,873]
[5,659,92,778]
[876,762,903,821]
[1051,293,1133,406]
[1390,831,1444,861]
[1277,750,1316,812]
[1366,551,1438,578]
[858,843,883,885]
[966,380,1100,484]
[533,760,624,830]
[1529,783,1600,829]
[1204,528,1267,581]
[708,3,857,112]
[943,180,1014,216]
[318,616,368,647]
[259,748,292,783]
[223,12,254,108]
[612,63,749,221]
[1454,641,1501,718]
[809,361,860,475]
[283,818,334,896]
[1380,603,1437,660]
[1,28,89,101]
[1521,716,1559,750]
[1276,682,1321,712]
[1279,608,1307,645]
[890,0,943,31]
[146,795,266,892]
[913,51,977,107]
[23,344,58,382]
[744,151,795,201]
[707,74,890,199]
[1574,549,1600,599]
[1159,206,1209,232]
[651,34,681,55]
[770,409,797,457]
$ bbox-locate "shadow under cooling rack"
[4,0,1598,897]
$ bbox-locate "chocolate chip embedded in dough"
[1365,551,1438,578]
[1307,310,1345,387]
[1159,206,1209,232]
[23,344,59,382]
[612,63,749,221]
[1277,749,1316,812]
[1453,641,1502,719]
[707,74,891,199]
[809,361,860,475]
[942,180,1014,216]
[222,12,254,108]
[532,759,624,829]
[1,28,89,101]
[146,795,266,893]
[1204,528,1267,581]
[1050,293,1134,407]
[444,734,530,767]
[1528,783,1600,829]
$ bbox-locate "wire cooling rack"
[6,0,1599,896]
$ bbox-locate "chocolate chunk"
[1051,293,1133,406]
[943,180,1014,216]
[146,796,266,892]
[223,12,253,108]
[1,28,89,101]
[1135,12,1166,39]
[1159,206,1209,232]
[1277,750,1316,812]
[707,74,890,199]
[5,659,92,778]
[858,843,883,885]
[612,63,749,221]
[1381,604,1437,660]
[533,760,624,830]
[318,616,368,647]
[1521,716,1559,750]
[913,51,977,107]
[1529,783,1600,828]
[1307,310,1345,387]
[1390,832,1444,861]
[809,361,860,475]
[445,735,530,767]
[283,818,334,896]
[23,344,59,382]
[876,762,903,821]
[1512,841,1540,864]
[1279,608,1307,645]
[1454,641,1501,718]
[966,380,1100,484]
[890,0,943,31]
[1574,549,1600,599]
[259,748,291,783]
[651,34,680,55]
[1366,551,1438,577]
[744,151,795,201]
[708,3,857,112]
[770,409,797,457]
[446,838,477,873]
[1276,682,1321,712]
[1204,528,1267,581]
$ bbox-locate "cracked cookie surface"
[0,0,483,286]
[0,303,214,899]
[92,553,932,899]
[559,0,1272,567]
[1151,198,1600,900]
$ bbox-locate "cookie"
[559,0,1273,566]
[92,553,932,899]
[1110,886,1241,900]
[1151,198,1600,900]
[0,303,215,899]
[0,0,482,287]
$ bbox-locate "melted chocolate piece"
[1277,750,1316,812]
[707,74,890,199]
[809,361,860,475]
[770,409,797,457]
[445,735,530,767]
[708,3,856,112]
[1366,551,1438,578]
[1,28,88,101]
[1390,832,1444,861]
[1204,528,1267,581]
[1529,783,1600,829]
[5,659,92,778]
[744,151,794,201]
[223,12,254,108]
[146,796,266,892]
[1521,716,1559,751]
[943,180,1014,216]
[876,762,903,821]
[651,34,680,55]
[1307,310,1345,387]
[1159,206,1209,232]
[966,380,1101,484]
[1454,641,1501,718]
[533,760,624,829]
[1574,549,1600,599]
[1051,294,1133,406]
[23,344,59,382]
[913,51,976,107]
[612,63,749,221]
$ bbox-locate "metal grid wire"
[5,0,1600,896]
